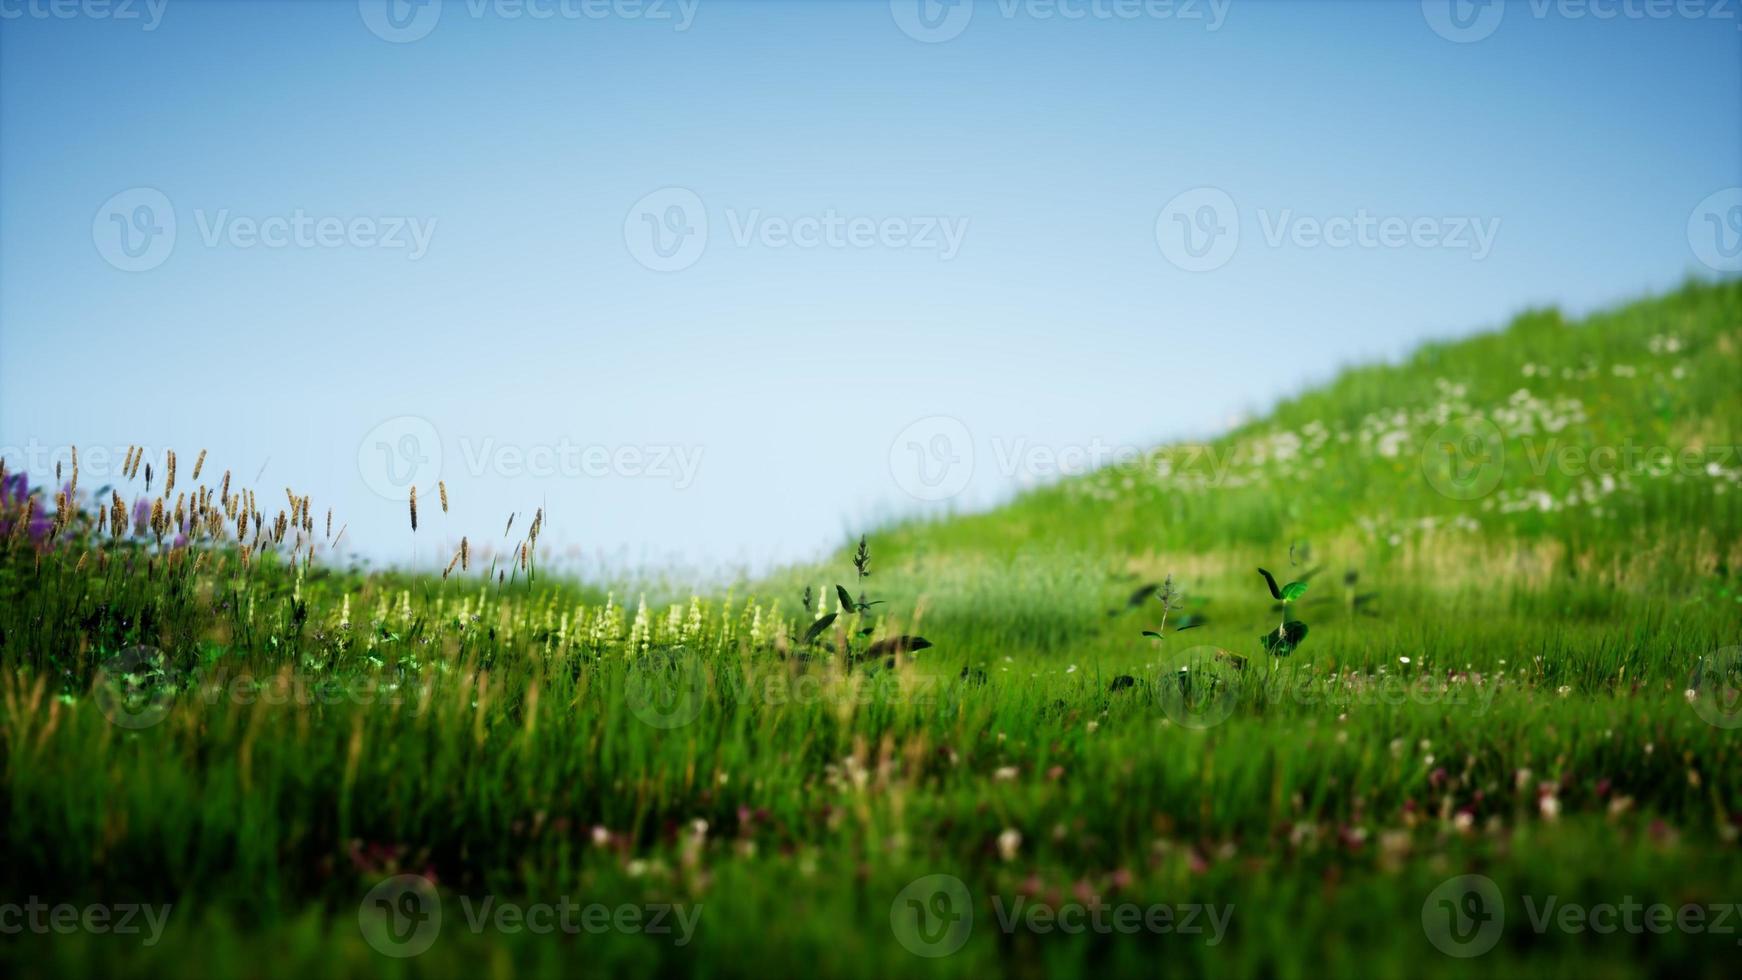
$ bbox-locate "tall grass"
[2,281,1740,978]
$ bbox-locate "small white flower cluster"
[1490,388,1587,437]
[1646,333,1684,355]
[1062,334,1730,519]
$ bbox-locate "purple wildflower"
[0,471,26,509]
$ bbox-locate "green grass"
[3,280,1741,978]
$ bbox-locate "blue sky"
[2,0,1738,574]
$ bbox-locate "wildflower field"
[2,280,1741,979]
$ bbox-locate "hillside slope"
[876,278,1741,565]
[763,279,1742,679]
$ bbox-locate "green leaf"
[1281,581,1309,603]
[1260,620,1309,657]
[803,613,837,644]
[865,635,933,657]
[1142,630,1164,639]
[836,585,856,614]
[1257,567,1283,600]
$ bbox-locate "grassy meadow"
[3,280,1741,978]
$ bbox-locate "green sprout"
[1257,567,1309,659]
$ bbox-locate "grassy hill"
[885,278,1741,557]
[2,281,1739,979]
[792,278,1742,677]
